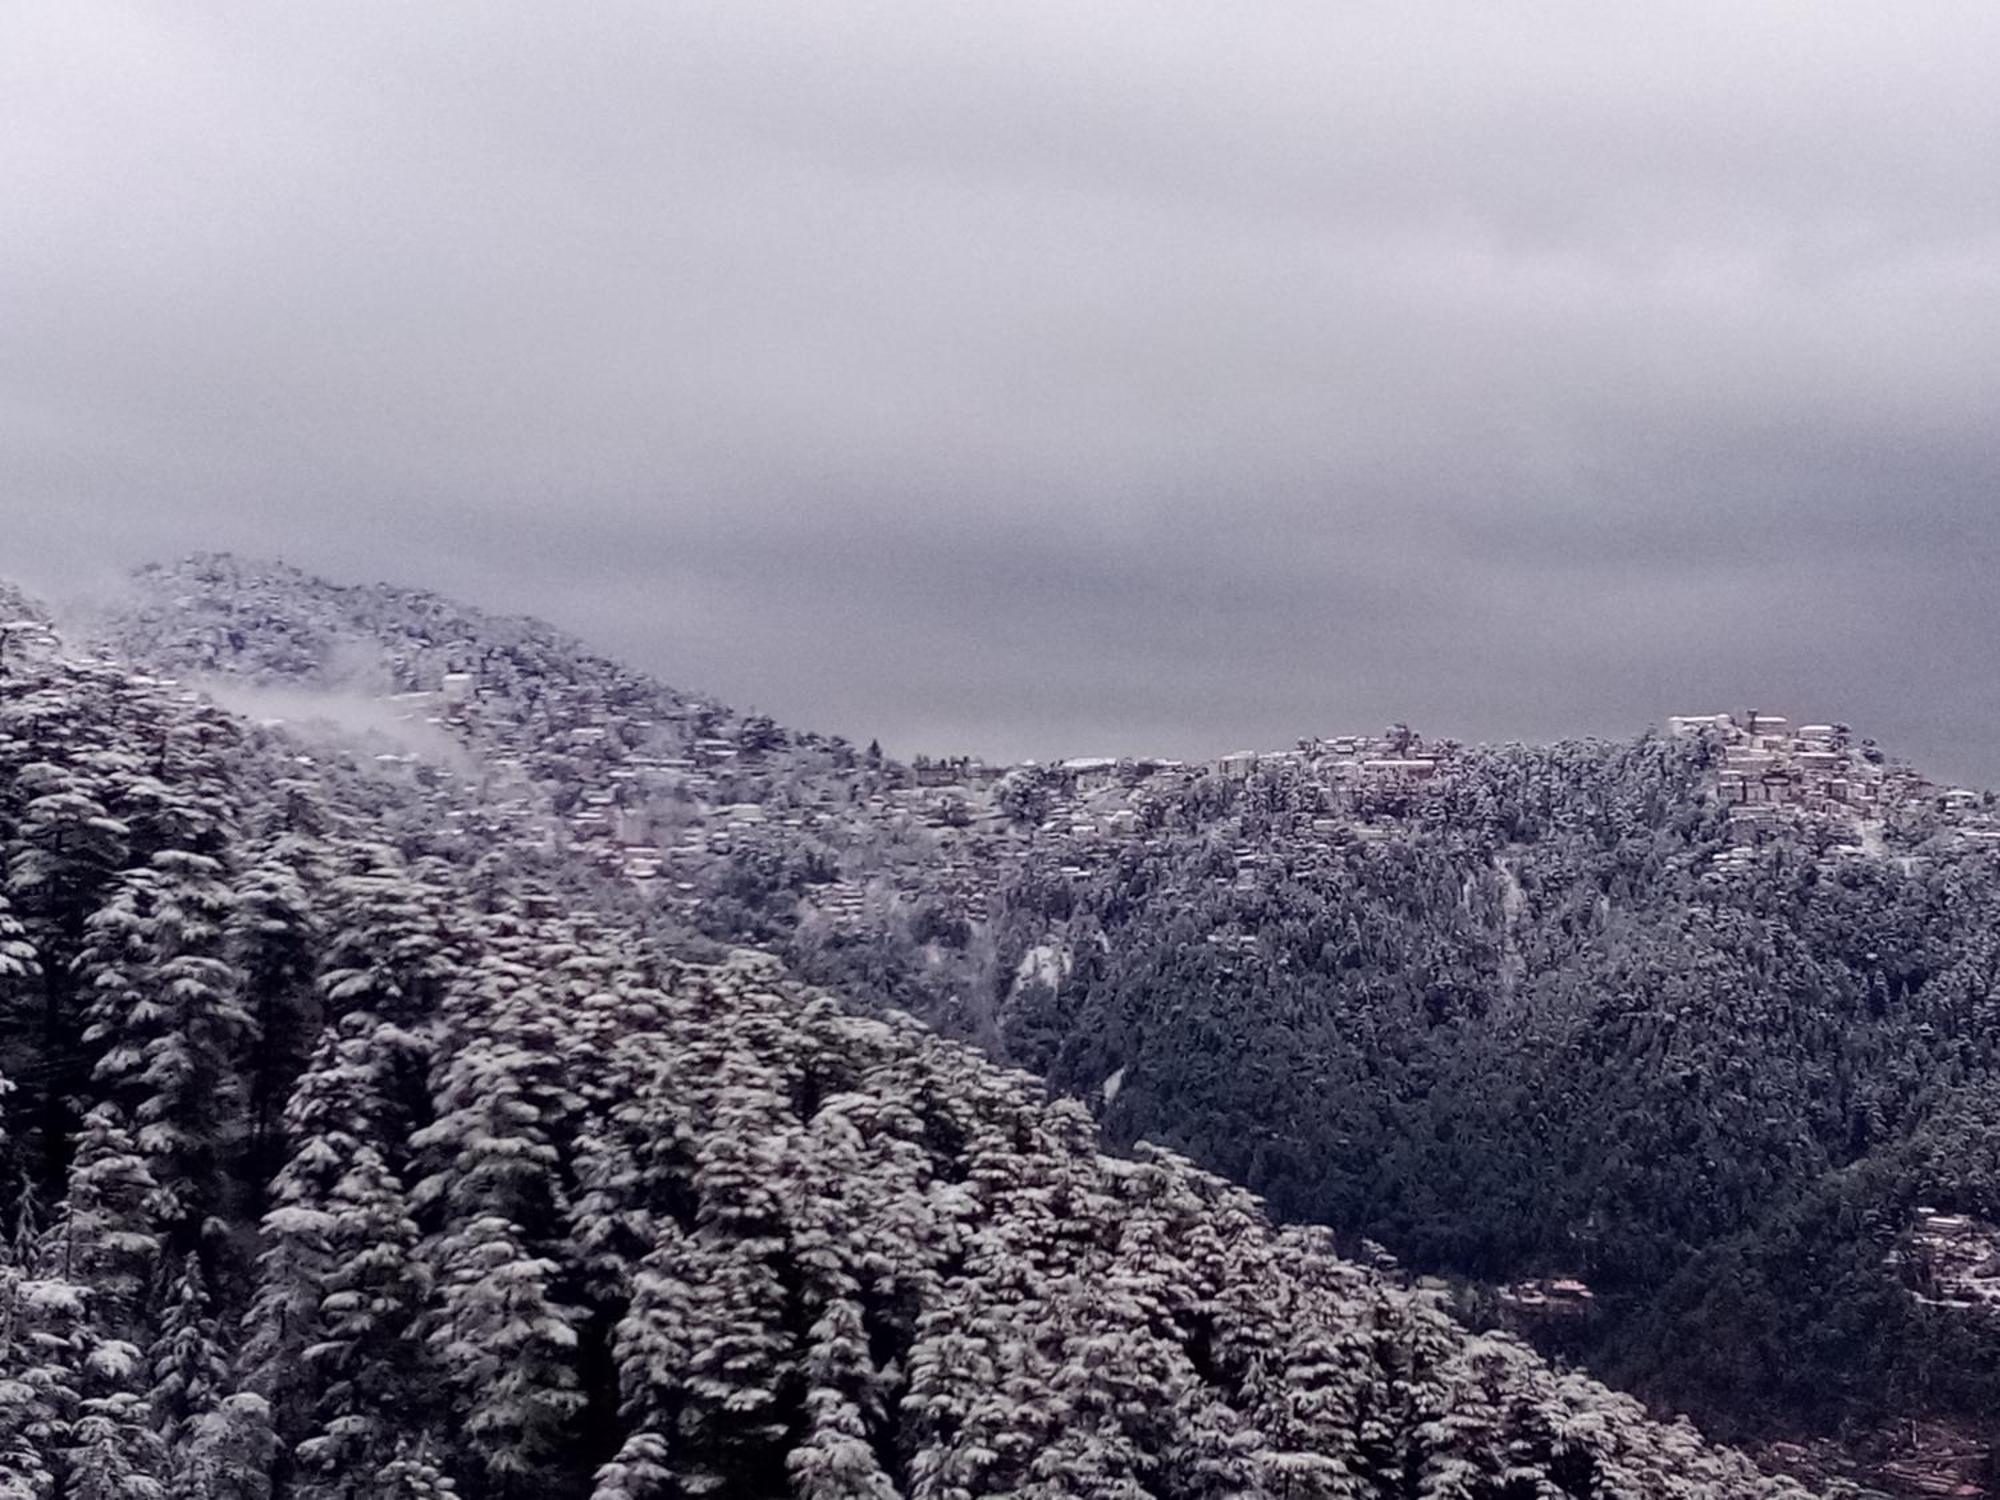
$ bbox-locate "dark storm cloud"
[5,2,2000,779]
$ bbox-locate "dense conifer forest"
[23,553,2000,1493]
[100,559,2000,1470]
[0,574,1836,1495]
[998,745,2000,1449]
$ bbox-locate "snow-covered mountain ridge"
[77,554,2000,1496]
[0,563,1825,1495]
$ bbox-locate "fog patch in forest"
[192,676,477,775]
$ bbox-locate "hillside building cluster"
[1668,711,2000,858]
[374,664,2000,947]
[124,561,2000,977]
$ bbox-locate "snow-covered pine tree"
[6,1169,42,1271]
[787,1294,898,1500]
[39,1196,169,1500]
[663,1051,801,1497]
[314,847,462,1159]
[17,1111,170,1491]
[7,764,131,945]
[591,1229,699,1500]
[317,848,460,1039]
[64,1373,169,1500]
[0,894,37,1265]
[175,1393,278,1500]
[0,1270,87,1492]
[1158,1396,1268,1500]
[1013,1296,1170,1500]
[148,1254,230,1449]
[4,760,130,1193]
[38,1105,161,1346]
[80,850,249,1242]
[898,1278,1005,1500]
[566,1003,705,1483]
[1355,1260,1486,1498]
[374,1436,460,1500]
[417,950,588,1492]
[1240,1235,1374,1500]
[227,838,325,1195]
[237,1018,384,1453]
[1020,1158,1215,1500]
[568,1021,695,1306]
[783,1098,898,1500]
[917,1091,1118,1493]
[423,1213,582,1496]
[895,1037,1054,1500]
[1410,1337,1512,1500]
[290,1141,432,1498]
[0,891,37,1041]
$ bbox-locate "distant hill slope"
[95,555,2000,1484]
[0,590,1820,1497]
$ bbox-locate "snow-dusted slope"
[0,578,1821,1497]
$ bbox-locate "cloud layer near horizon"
[6,3,2000,780]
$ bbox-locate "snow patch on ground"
[1015,943,1071,991]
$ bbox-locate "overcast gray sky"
[6,4,2000,782]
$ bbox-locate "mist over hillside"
[37,553,1999,1496]
[0,557,1855,1497]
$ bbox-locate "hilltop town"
[1668,711,2000,866]
[90,561,2000,975]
